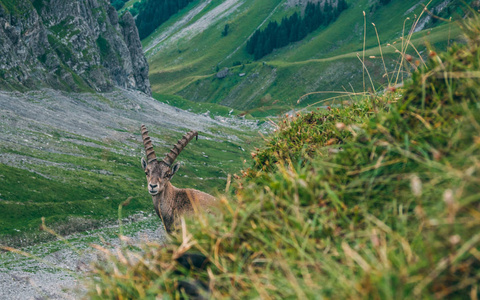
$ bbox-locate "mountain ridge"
[0,0,151,94]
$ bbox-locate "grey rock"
[216,67,229,79]
[120,12,151,96]
[0,0,150,94]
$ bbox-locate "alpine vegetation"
[246,0,348,60]
[87,14,480,299]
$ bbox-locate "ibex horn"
[141,125,157,164]
[163,130,198,166]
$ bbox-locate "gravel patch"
[0,88,254,143]
[0,88,262,168]
[0,217,167,299]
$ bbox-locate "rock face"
[216,67,229,79]
[0,0,151,94]
[120,12,151,95]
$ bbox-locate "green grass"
[145,0,471,116]
[0,142,148,240]
[85,15,480,299]
[168,21,463,116]
[119,0,142,12]
[270,0,452,62]
[152,92,243,117]
[0,123,255,247]
[146,0,282,76]
[0,215,163,274]
[0,0,32,15]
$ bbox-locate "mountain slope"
[0,87,259,245]
[0,0,263,246]
[0,0,150,94]
[86,15,480,298]
[144,0,471,115]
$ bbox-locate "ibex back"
[140,125,216,232]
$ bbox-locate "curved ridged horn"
[141,125,157,164]
[163,131,198,166]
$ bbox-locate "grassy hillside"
[0,90,258,247]
[0,129,250,245]
[86,14,480,298]
[145,0,471,116]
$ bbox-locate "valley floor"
[0,88,264,298]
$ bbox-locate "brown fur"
[140,126,216,232]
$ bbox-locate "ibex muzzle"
[140,125,216,232]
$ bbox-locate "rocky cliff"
[0,0,151,94]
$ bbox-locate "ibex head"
[140,125,198,195]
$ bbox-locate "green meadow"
[0,121,256,247]
[144,0,469,116]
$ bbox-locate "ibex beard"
[140,125,216,233]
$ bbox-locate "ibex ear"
[171,163,180,177]
[141,157,147,171]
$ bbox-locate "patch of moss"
[37,53,47,64]
[47,34,74,62]
[49,16,76,38]
[70,70,92,92]
[96,35,112,60]
[32,0,43,14]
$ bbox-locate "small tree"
[221,24,230,37]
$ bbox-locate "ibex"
[140,125,216,232]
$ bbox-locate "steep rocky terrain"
[0,0,151,94]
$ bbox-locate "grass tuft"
[85,16,480,299]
